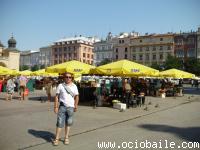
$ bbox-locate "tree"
[40,64,45,69]
[98,58,112,66]
[20,65,29,71]
[31,65,39,71]
[184,58,200,76]
[164,55,183,70]
[151,62,161,71]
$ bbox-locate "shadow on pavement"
[28,129,55,142]
[28,96,46,101]
[138,124,200,142]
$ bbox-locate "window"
[83,53,86,57]
[54,60,57,64]
[132,47,136,52]
[160,38,163,41]
[116,48,118,53]
[97,54,99,59]
[146,47,149,51]
[64,47,67,51]
[59,48,62,53]
[153,54,156,60]
[188,38,194,44]
[187,49,195,57]
[160,54,163,60]
[74,53,77,58]
[140,47,143,52]
[119,40,121,44]
[116,55,118,59]
[132,55,136,60]
[140,39,142,43]
[139,55,143,60]
[167,45,171,50]
[146,54,149,60]
[160,46,163,50]
[87,54,90,58]
[101,53,104,59]
[68,47,71,51]
[175,49,184,58]
[122,40,124,43]
[91,54,93,59]
[124,54,128,59]
[55,54,58,58]
[54,48,57,52]
[177,39,183,45]
[125,47,128,52]
[153,46,156,51]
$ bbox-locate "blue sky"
[0,0,200,51]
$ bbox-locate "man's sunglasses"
[64,76,72,79]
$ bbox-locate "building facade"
[0,36,20,70]
[30,51,40,67]
[174,32,197,60]
[129,33,174,66]
[39,46,52,67]
[196,27,200,59]
[20,51,31,67]
[52,36,99,65]
[20,50,40,68]
[93,32,114,65]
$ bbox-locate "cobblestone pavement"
[0,86,199,150]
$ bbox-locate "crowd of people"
[86,77,191,108]
[0,75,199,107]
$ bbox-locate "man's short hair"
[62,72,74,80]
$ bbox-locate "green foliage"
[151,62,161,70]
[164,55,183,70]
[184,58,200,76]
[20,65,29,71]
[31,65,39,71]
[40,64,45,69]
[163,55,200,76]
[98,58,112,66]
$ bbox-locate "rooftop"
[55,36,100,44]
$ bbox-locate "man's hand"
[74,106,78,112]
[54,107,59,114]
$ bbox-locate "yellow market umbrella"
[159,69,195,78]
[31,69,58,76]
[19,70,32,76]
[46,60,95,75]
[0,66,11,75]
[91,59,159,77]
[10,70,20,76]
[0,66,19,75]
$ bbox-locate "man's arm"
[54,94,59,114]
[74,95,79,112]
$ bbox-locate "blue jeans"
[56,105,74,128]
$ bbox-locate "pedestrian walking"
[53,72,79,146]
[6,76,15,101]
[42,77,52,103]
[19,75,28,100]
